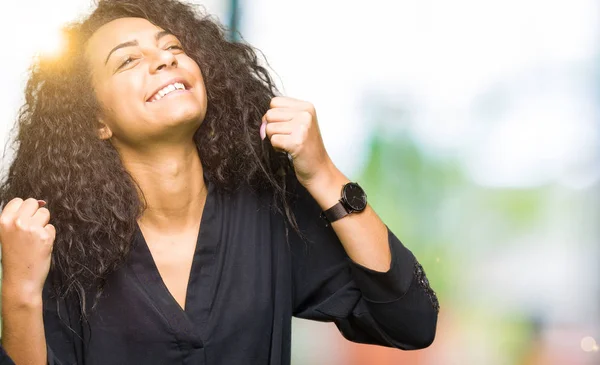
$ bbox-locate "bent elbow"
[394,307,438,350]
[409,309,438,349]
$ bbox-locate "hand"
[0,198,55,301]
[260,96,334,186]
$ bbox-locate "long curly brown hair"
[0,0,296,309]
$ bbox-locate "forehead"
[86,17,164,57]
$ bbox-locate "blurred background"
[1,0,598,364]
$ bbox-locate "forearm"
[292,180,438,347]
[303,161,391,272]
[2,286,48,365]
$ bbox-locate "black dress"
[43,176,439,365]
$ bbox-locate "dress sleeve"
[43,282,84,365]
[289,180,439,350]
[0,345,15,365]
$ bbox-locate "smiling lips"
[148,82,188,102]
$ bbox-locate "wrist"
[303,162,350,211]
[2,282,44,310]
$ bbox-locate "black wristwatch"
[321,182,367,225]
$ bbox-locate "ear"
[97,120,113,140]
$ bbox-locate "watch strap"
[322,201,349,225]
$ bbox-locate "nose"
[150,49,178,73]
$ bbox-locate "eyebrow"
[104,30,174,65]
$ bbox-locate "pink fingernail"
[260,121,267,140]
[38,200,47,207]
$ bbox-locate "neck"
[118,139,207,234]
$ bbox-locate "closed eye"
[166,45,184,52]
[117,57,136,70]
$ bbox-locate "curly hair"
[0,0,296,310]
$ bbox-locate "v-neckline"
[138,218,202,312]
[128,175,221,341]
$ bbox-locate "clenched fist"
[0,198,55,300]
[260,97,334,187]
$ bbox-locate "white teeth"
[150,82,187,102]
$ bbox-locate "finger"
[264,108,296,123]
[270,97,314,114]
[265,122,294,139]
[270,96,305,109]
[270,134,295,153]
[1,198,25,216]
[16,198,42,220]
[31,208,51,228]
[44,224,56,244]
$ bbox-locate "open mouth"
[147,80,192,102]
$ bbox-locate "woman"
[0,0,439,364]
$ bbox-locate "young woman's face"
[86,17,207,146]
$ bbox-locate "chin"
[163,102,206,126]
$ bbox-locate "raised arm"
[262,96,438,348]
[289,177,439,349]
[0,198,55,365]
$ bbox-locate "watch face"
[343,183,367,212]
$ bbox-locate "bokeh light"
[581,337,597,352]
[36,27,65,58]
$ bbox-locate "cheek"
[192,65,208,108]
[180,58,208,112]
[96,76,144,128]
[183,58,206,88]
